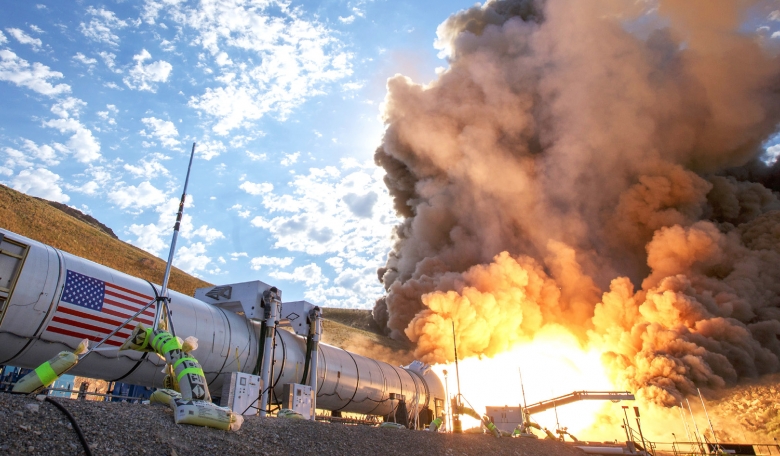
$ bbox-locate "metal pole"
[687,398,706,455]
[698,388,720,454]
[154,142,197,332]
[679,402,693,442]
[519,367,529,434]
[443,369,450,432]
[452,320,462,404]
[634,406,648,455]
[622,406,632,444]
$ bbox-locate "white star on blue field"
[0,0,475,307]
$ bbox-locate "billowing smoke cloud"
[373,0,780,406]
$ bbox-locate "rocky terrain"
[0,393,586,456]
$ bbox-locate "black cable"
[45,396,93,456]
[300,333,313,384]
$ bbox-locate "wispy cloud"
[0,50,71,96]
[147,0,352,135]
[6,28,43,50]
[79,6,128,46]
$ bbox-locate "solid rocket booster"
[0,228,444,418]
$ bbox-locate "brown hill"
[0,183,210,296]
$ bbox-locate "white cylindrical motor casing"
[270,330,443,417]
[0,228,445,418]
[0,228,253,393]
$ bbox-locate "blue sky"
[0,0,475,307]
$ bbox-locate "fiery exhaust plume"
[373,0,780,416]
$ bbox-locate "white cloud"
[123,49,172,92]
[128,222,168,255]
[2,147,33,169]
[97,110,117,125]
[6,28,43,50]
[770,10,780,21]
[43,98,101,163]
[249,255,293,270]
[188,225,225,243]
[325,256,344,271]
[174,241,212,274]
[126,196,188,255]
[763,144,780,165]
[240,181,273,195]
[145,0,352,135]
[280,152,300,167]
[246,161,396,295]
[99,51,120,72]
[73,53,97,66]
[269,263,326,286]
[141,117,179,148]
[0,30,7,44]
[68,180,100,195]
[246,151,267,161]
[338,16,355,24]
[342,81,364,91]
[29,25,43,34]
[195,139,225,160]
[0,50,71,96]
[159,39,175,52]
[21,139,59,165]
[9,168,69,203]
[108,181,167,210]
[142,0,187,24]
[215,51,233,66]
[80,6,128,46]
[124,156,171,179]
[773,31,780,40]
[231,252,248,260]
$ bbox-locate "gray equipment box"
[220,372,263,416]
[486,405,523,433]
[282,383,314,420]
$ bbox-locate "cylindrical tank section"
[268,330,444,419]
[0,228,444,421]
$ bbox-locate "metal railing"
[651,441,780,456]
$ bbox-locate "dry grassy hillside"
[0,184,210,296]
[0,184,409,364]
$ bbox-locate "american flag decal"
[44,270,156,347]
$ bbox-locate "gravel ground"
[0,392,586,456]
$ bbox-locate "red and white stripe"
[45,282,156,347]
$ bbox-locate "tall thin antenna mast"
[679,401,693,442]
[686,397,705,454]
[698,388,720,451]
[452,320,462,404]
[518,367,528,411]
[154,142,197,332]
